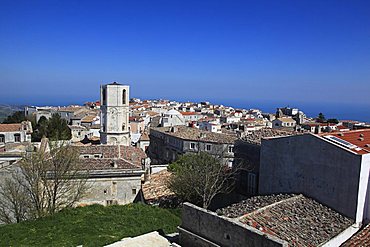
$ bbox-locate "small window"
[122,89,126,105]
[132,188,137,195]
[112,182,117,196]
[104,189,107,194]
[0,134,4,143]
[228,160,233,168]
[190,142,196,149]
[206,144,212,151]
[94,154,100,158]
[102,88,107,105]
[14,134,21,143]
[83,155,89,158]
[228,145,234,153]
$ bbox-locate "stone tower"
[100,82,130,146]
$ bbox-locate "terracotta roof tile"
[0,123,22,132]
[342,223,370,246]
[142,170,174,202]
[77,145,146,170]
[151,126,237,144]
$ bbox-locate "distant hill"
[0,105,25,123]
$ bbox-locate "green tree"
[167,152,236,209]
[48,114,71,140]
[32,114,71,141]
[327,118,339,124]
[32,116,49,142]
[2,111,26,123]
[317,112,326,123]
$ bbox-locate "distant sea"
[212,99,370,123]
[2,97,370,123]
[175,98,370,123]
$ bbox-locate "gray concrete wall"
[259,134,362,220]
[179,202,287,247]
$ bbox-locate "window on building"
[84,155,89,158]
[228,160,233,168]
[102,88,107,105]
[132,188,137,195]
[0,134,4,143]
[122,89,126,105]
[14,134,21,142]
[190,142,196,149]
[228,145,234,153]
[206,144,212,151]
[106,200,118,205]
[112,182,117,196]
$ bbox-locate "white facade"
[161,109,186,127]
[100,82,130,146]
[199,121,222,133]
[272,117,296,129]
[0,121,32,144]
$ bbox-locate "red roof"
[180,111,196,116]
[320,129,370,154]
[0,123,22,132]
[342,223,370,246]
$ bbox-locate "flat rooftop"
[320,129,370,154]
[217,194,353,246]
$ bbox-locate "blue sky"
[0,0,370,110]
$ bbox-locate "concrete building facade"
[148,126,236,165]
[259,130,370,225]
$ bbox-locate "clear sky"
[1,0,370,109]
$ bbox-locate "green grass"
[0,203,181,247]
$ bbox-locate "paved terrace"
[217,194,353,246]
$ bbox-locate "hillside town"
[1,82,370,246]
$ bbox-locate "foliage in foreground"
[0,203,181,247]
[168,152,236,209]
[0,143,89,224]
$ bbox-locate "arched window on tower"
[122,89,126,105]
[102,88,107,105]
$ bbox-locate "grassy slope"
[0,204,181,247]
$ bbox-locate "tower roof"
[108,81,122,85]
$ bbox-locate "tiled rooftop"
[341,223,370,246]
[218,194,353,246]
[77,145,146,170]
[241,128,298,145]
[142,170,174,202]
[151,126,237,144]
[0,123,22,132]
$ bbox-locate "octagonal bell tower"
[100,82,130,146]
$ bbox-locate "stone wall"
[179,202,287,247]
[78,175,142,206]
